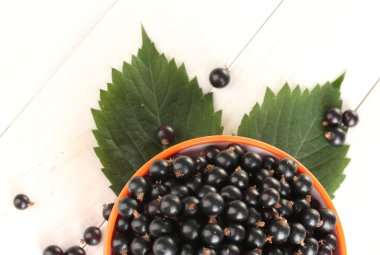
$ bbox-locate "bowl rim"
[104,135,346,255]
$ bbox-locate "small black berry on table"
[156,125,175,145]
[342,109,359,127]
[13,194,34,210]
[102,203,114,221]
[82,226,102,246]
[43,245,63,255]
[209,67,230,88]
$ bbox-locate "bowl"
[104,135,346,255]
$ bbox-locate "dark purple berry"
[209,67,230,88]
[288,223,306,245]
[262,156,277,170]
[245,227,266,248]
[268,217,290,244]
[102,203,114,221]
[13,194,33,210]
[246,207,262,226]
[220,244,240,255]
[197,185,218,199]
[320,234,338,251]
[250,168,269,184]
[160,194,182,217]
[301,209,321,229]
[156,125,175,145]
[318,209,337,233]
[147,198,161,216]
[116,217,129,232]
[149,159,170,180]
[215,149,238,171]
[324,127,346,146]
[276,198,294,218]
[112,233,128,255]
[262,177,281,192]
[148,217,174,237]
[323,108,342,126]
[118,197,138,219]
[317,245,332,255]
[128,177,148,201]
[225,144,245,158]
[221,185,243,202]
[342,109,359,127]
[241,152,262,172]
[83,226,102,245]
[172,156,196,180]
[150,184,168,199]
[224,224,246,243]
[293,198,311,218]
[64,246,85,255]
[170,185,189,198]
[226,200,249,223]
[201,192,225,216]
[205,166,229,187]
[131,214,149,235]
[230,168,249,189]
[185,175,202,192]
[277,158,297,180]
[130,236,150,255]
[202,146,220,164]
[292,174,313,197]
[153,236,177,255]
[260,188,280,208]
[180,219,201,241]
[201,223,224,246]
[298,237,319,255]
[43,245,63,255]
[244,187,260,207]
[182,196,200,217]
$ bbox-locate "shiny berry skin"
[201,192,225,216]
[150,184,168,199]
[288,223,306,245]
[342,109,359,127]
[261,208,279,221]
[320,234,338,251]
[246,207,262,226]
[209,67,230,88]
[83,226,102,245]
[318,245,332,255]
[280,180,291,198]
[170,185,189,198]
[160,194,182,217]
[185,175,202,192]
[172,156,196,180]
[153,236,178,255]
[130,236,150,255]
[276,198,294,218]
[262,156,277,170]
[324,127,346,146]
[194,156,208,172]
[225,144,245,158]
[148,216,174,237]
[179,243,194,255]
[221,244,240,255]
[149,159,170,180]
[262,177,281,192]
[13,194,33,210]
[277,158,297,180]
[43,245,63,255]
[244,187,260,207]
[202,146,220,164]
[131,214,149,235]
[64,246,85,255]
[292,198,310,218]
[221,185,243,202]
[180,219,201,241]
[112,233,128,255]
[224,224,246,243]
[156,125,175,145]
[245,227,266,248]
[292,174,313,197]
[301,209,321,229]
[128,177,148,200]
[197,185,218,199]
[147,198,162,216]
[260,188,280,208]
[102,203,114,221]
[116,217,129,232]
[201,223,224,246]
[250,168,269,184]
[215,149,238,171]
[268,218,290,244]
[230,169,249,189]
[318,209,337,233]
[299,237,319,255]
[182,196,200,217]
[118,197,138,218]
[226,200,249,222]
[323,108,342,126]
[241,152,262,172]
[205,166,229,187]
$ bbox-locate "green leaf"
[237,74,349,198]
[92,28,223,194]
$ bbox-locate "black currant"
[246,207,263,226]
[221,185,243,202]
[64,246,85,255]
[149,159,170,180]
[277,158,297,180]
[292,198,311,218]
[324,127,346,146]
[241,152,262,172]
[262,177,281,192]
[180,243,195,255]
[13,194,33,210]
[209,67,230,88]
[162,178,179,190]
[170,185,190,198]
[317,245,332,255]
[215,148,238,171]
[83,226,102,245]
[260,188,280,208]
[250,168,270,184]
[205,166,228,187]
[230,168,250,189]
[112,233,129,255]
[150,184,168,199]
[225,143,245,158]
[148,216,174,237]
[244,186,260,207]
[180,219,201,241]
[130,236,150,255]
[226,200,249,223]
[298,237,319,255]
[245,227,266,248]
[342,109,359,127]
[224,224,246,243]
[43,245,63,255]
[118,197,138,219]
[320,234,338,251]
[160,194,182,217]
[156,125,175,145]
[276,198,294,218]
[268,217,290,244]
[318,209,337,233]
[288,223,306,245]
[301,208,321,229]
[261,208,279,221]
[153,236,177,255]
[116,217,129,232]
[147,198,162,216]
[220,244,240,255]
[202,146,220,164]
[262,156,277,170]
[201,192,225,216]
[292,173,313,197]
[323,108,342,126]
[128,176,148,201]
[194,156,208,172]
[280,179,291,198]
[201,223,224,246]
[172,156,196,180]
[197,185,217,199]
[102,203,114,221]
[131,213,149,235]
[182,196,200,217]
[185,175,202,193]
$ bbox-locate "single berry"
[116,217,129,232]
[209,67,230,88]
[185,175,202,192]
[292,174,313,197]
[292,198,311,218]
[250,168,269,184]
[280,180,291,198]
[182,196,200,217]
[215,149,238,171]
[13,194,33,210]
[202,146,220,164]
[298,237,319,255]
[102,203,114,221]
[262,156,277,170]
[112,233,128,255]
[205,166,229,187]
[130,236,150,255]
[241,152,262,172]
[170,185,189,198]
[230,168,250,189]
[153,236,177,255]
[260,188,280,209]
[128,176,149,201]
[83,226,102,245]
[194,156,208,172]
[201,192,225,216]
[150,184,168,199]
[180,219,201,241]
[317,245,332,255]
[197,185,218,199]
[301,209,321,229]
[43,245,63,255]
[118,197,138,219]
[160,194,182,217]
[243,187,260,207]
[323,108,342,126]
[268,217,290,244]
[225,144,245,158]
[172,156,196,180]
[342,109,359,127]
[276,198,294,218]
[324,127,346,146]
[224,224,246,243]
[147,198,162,216]
[201,223,224,246]
[245,227,266,248]
[320,234,338,251]
[221,185,243,202]
[149,159,170,180]
[148,216,174,237]
[318,209,337,233]
[226,200,249,223]
[179,243,194,255]
[288,223,306,245]
[156,125,175,145]
[64,246,85,255]
[277,158,297,180]
[220,244,240,255]
[262,177,281,192]
[131,214,149,235]
[246,207,263,226]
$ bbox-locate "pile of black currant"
[323,108,359,146]
[112,144,339,255]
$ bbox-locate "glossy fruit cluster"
[112,144,339,255]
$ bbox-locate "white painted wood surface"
[0,0,379,254]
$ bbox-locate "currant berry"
[298,237,319,255]
[131,214,149,235]
[149,159,170,180]
[280,179,291,198]
[156,125,175,145]
[182,196,200,217]
[323,108,342,126]
[194,156,208,172]
[112,233,129,255]
[147,198,162,216]
[317,245,332,255]
[148,216,174,237]
[277,158,297,180]
[170,185,190,198]
[301,208,321,229]
[13,194,33,210]
[245,227,266,248]
[292,174,313,197]
[262,177,281,192]
[160,194,182,217]
[260,188,280,208]
[172,156,196,180]
[153,236,178,255]
[288,223,306,245]
[43,245,63,255]
[230,168,249,189]
[179,243,194,255]
[118,197,138,218]
[243,186,260,207]
[128,176,148,201]
[215,148,238,171]
[201,223,224,246]
[224,224,246,243]
[64,246,85,255]
[209,67,230,88]
[185,175,202,192]
[261,208,279,221]
[342,109,359,127]
[262,156,277,170]
[268,217,290,244]
[197,185,218,199]
[180,219,201,241]
[292,198,311,218]
[246,207,262,226]
[201,192,225,216]
[318,209,337,233]
[241,152,262,172]
[116,217,129,232]
[83,226,102,245]
[225,144,245,158]
[226,200,249,222]
[202,146,220,164]
[324,127,346,146]
[276,198,294,218]
[150,184,168,199]
[320,234,338,251]
[220,244,240,255]
[250,168,269,184]
[221,185,243,202]
[102,203,114,221]
[205,166,228,187]
[130,236,150,255]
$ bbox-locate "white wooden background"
[1,0,379,254]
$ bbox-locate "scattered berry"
[209,67,230,88]
[83,226,102,245]
[102,203,114,221]
[342,109,359,127]
[153,236,177,255]
[43,245,63,255]
[324,127,346,146]
[64,246,85,255]
[156,125,175,145]
[13,194,34,210]
[201,223,224,246]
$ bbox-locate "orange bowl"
[104,135,346,255]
